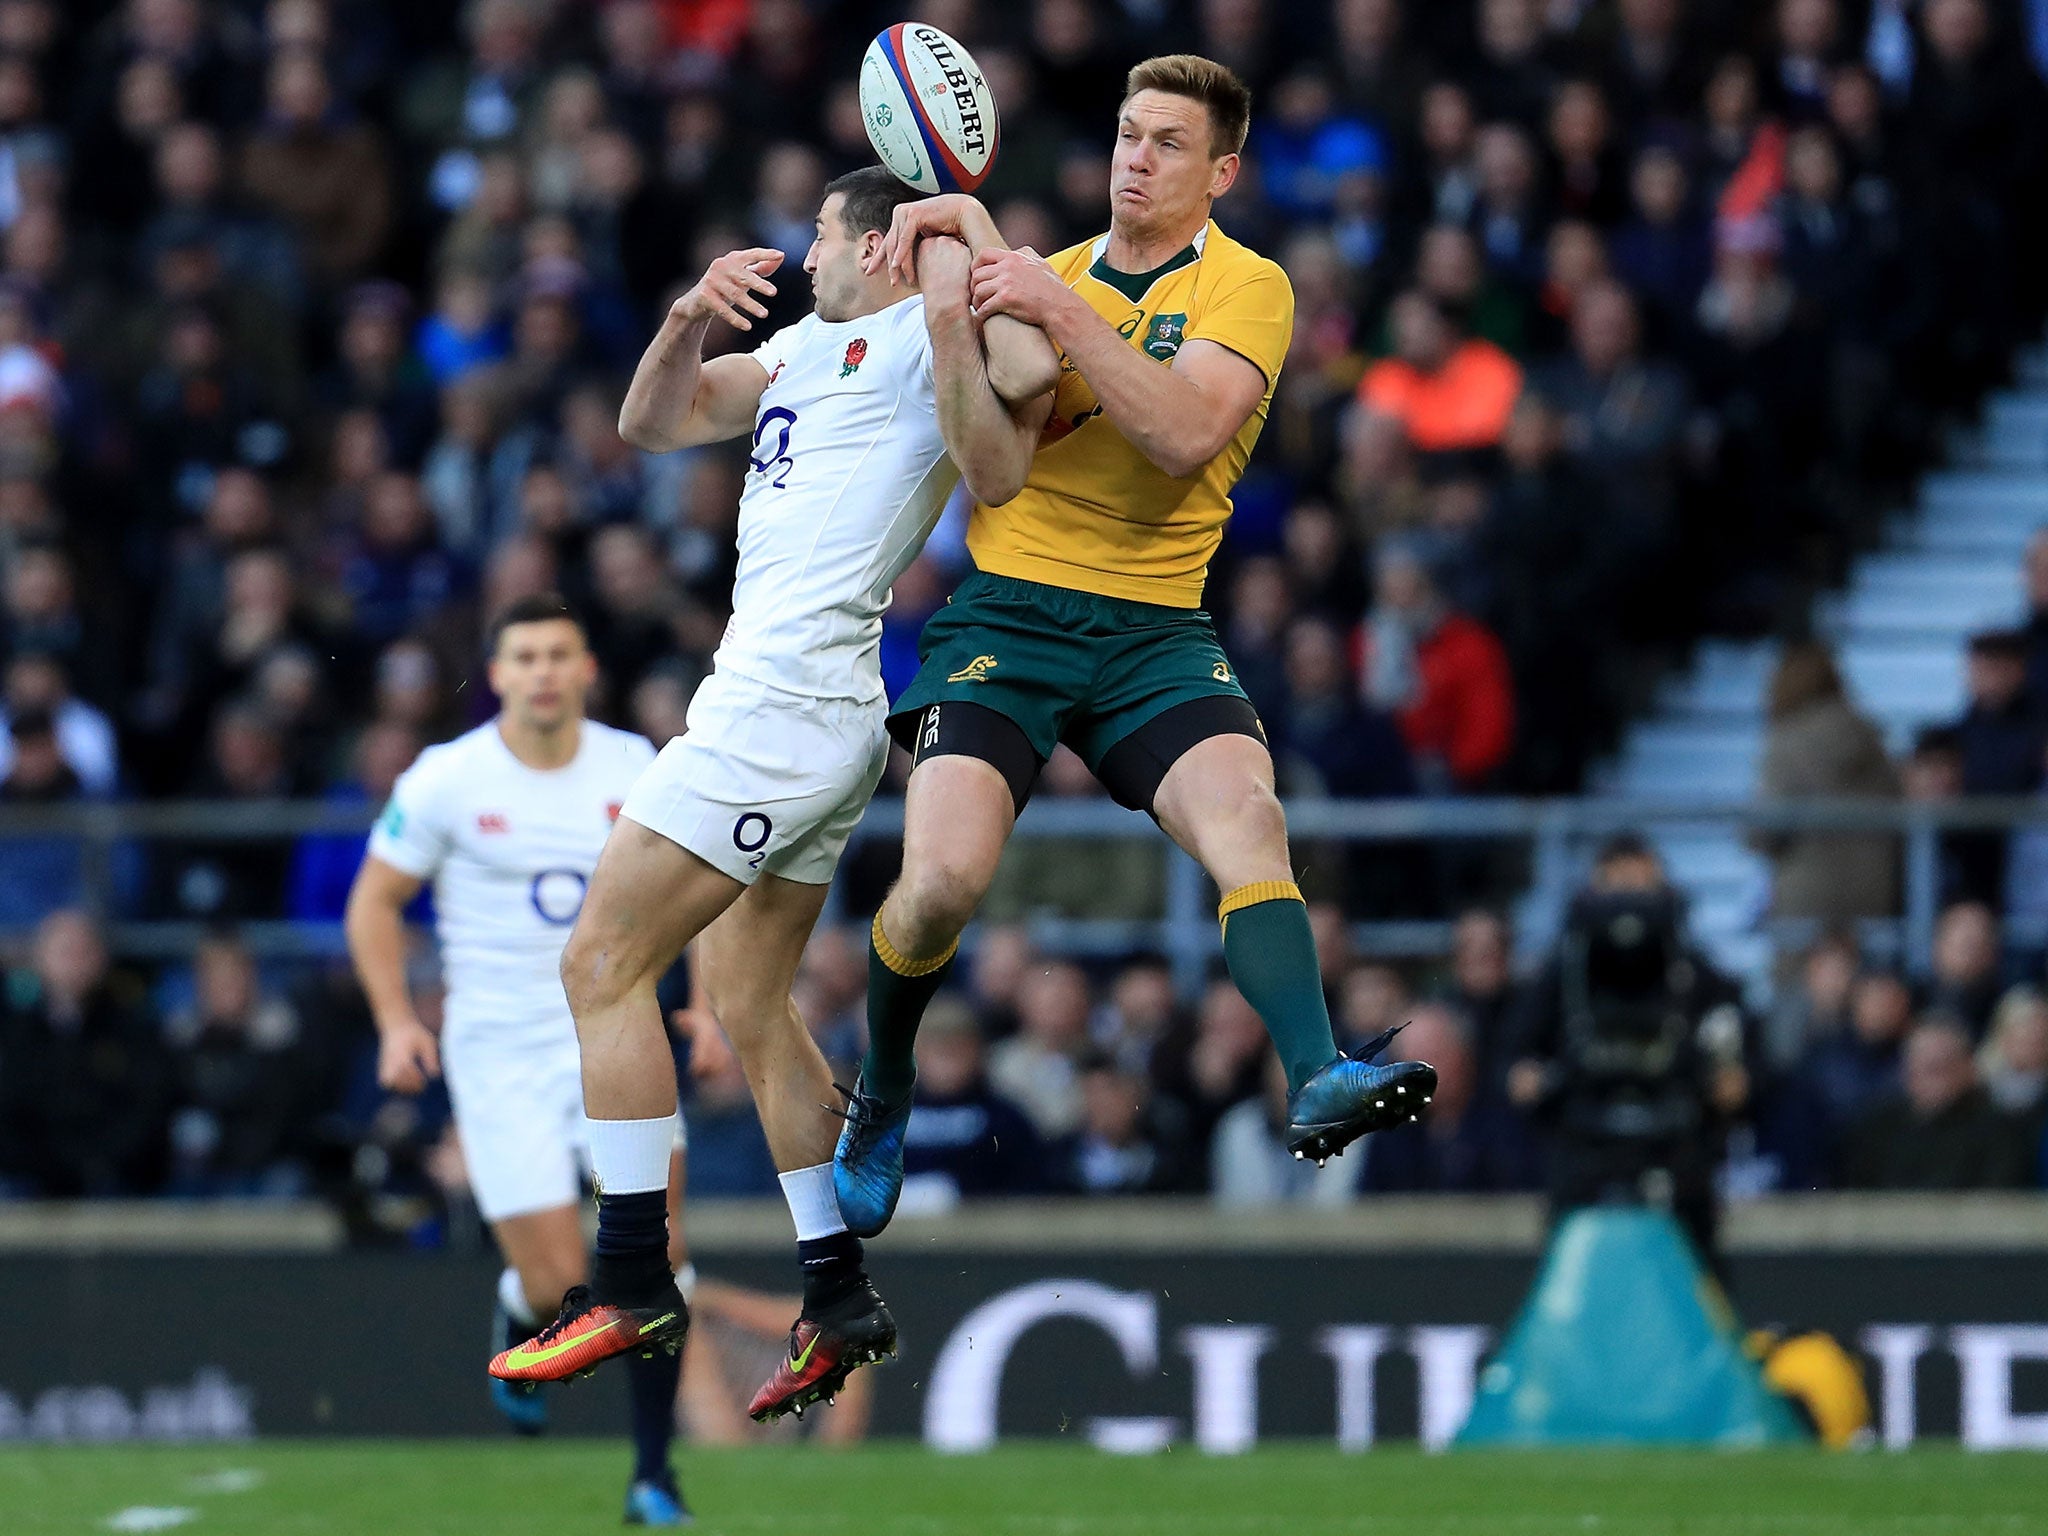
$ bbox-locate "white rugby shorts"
[619,670,889,886]
[441,1022,684,1223]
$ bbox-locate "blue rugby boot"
[622,1475,692,1527]
[831,1074,914,1239]
[1285,1024,1438,1165]
[488,1291,548,1436]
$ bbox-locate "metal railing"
[0,795,2040,993]
[8,1191,2048,1255]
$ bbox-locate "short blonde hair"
[1123,54,1252,158]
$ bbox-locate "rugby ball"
[860,23,1000,195]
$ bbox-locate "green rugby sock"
[860,910,957,1104]
[1220,881,1339,1092]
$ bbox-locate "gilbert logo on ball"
[860,23,1000,194]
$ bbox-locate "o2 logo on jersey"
[749,407,798,488]
[732,812,773,871]
[529,868,589,925]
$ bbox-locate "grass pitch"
[3,1441,2044,1535]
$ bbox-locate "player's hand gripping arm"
[344,855,440,1093]
[971,248,1269,481]
[871,194,1059,404]
[920,236,1052,507]
[617,248,782,452]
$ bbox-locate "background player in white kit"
[487,167,1056,1422]
[344,598,695,1527]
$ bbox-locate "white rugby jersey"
[367,719,655,1039]
[714,294,958,704]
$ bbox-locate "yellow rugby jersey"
[968,220,1294,608]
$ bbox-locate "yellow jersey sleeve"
[1185,253,1294,389]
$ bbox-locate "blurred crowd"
[3,0,2048,1212]
[689,832,2048,1207]
[7,832,2043,1216]
[0,1,2043,872]
[0,908,461,1227]
[1756,527,2048,933]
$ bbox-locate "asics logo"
[948,654,999,684]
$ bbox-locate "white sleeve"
[749,323,800,381]
[366,755,453,879]
[910,299,937,390]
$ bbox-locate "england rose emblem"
[840,338,868,377]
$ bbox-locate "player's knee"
[558,925,641,1017]
[1201,773,1290,868]
[892,859,986,952]
[1236,776,1288,843]
[557,931,601,1012]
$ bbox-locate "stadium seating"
[1592,343,2048,980]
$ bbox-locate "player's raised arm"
[871,193,1004,286]
[920,235,1051,507]
[982,283,1061,407]
[870,195,1058,405]
[972,247,1279,481]
[617,248,782,453]
[343,853,439,1093]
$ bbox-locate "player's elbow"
[616,406,679,455]
[1147,443,1208,481]
[990,354,1059,407]
[1151,422,1236,481]
[944,416,1033,504]
[961,453,1029,507]
[616,406,657,449]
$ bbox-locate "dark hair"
[1074,1045,1123,1077]
[487,593,585,653]
[1968,629,2028,662]
[1912,725,1962,757]
[1593,830,1657,868]
[1124,54,1254,157]
[825,167,926,239]
[1391,288,1466,351]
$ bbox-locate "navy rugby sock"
[625,1346,682,1486]
[592,1189,673,1304]
[799,1231,867,1313]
